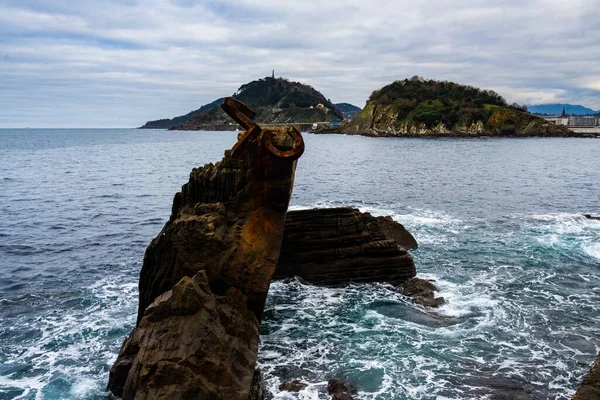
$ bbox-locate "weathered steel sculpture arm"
[224,97,304,161]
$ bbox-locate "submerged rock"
[107,98,304,399]
[573,352,600,399]
[400,277,445,308]
[274,208,417,286]
[328,378,357,400]
[279,379,309,392]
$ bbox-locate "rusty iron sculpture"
[108,98,304,399]
[224,97,304,160]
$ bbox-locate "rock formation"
[328,378,357,400]
[107,98,305,399]
[583,214,600,221]
[274,208,417,286]
[330,78,589,138]
[279,379,309,392]
[573,353,600,399]
[400,277,445,308]
[335,102,579,137]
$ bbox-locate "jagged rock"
[328,378,356,400]
[107,98,304,400]
[401,277,445,308]
[279,379,309,392]
[583,214,600,221]
[118,272,260,399]
[274,208,416,286]
[573,352,600,399]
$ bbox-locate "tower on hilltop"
[272,70,275,79]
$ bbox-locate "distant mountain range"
[528,104,598,115]
[335,103,362,119]
[140,77,360,130]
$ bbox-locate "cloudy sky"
[1,0,599,128]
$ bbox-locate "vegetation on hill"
[139,98,223,129]
[339,77,575,137]
[368,76,514,128]
[141,77,343,130]
[181,77,343,129]
[235,77,338,111]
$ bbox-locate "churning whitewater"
[0,129,598,399]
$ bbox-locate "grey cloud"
[0,0,599,127]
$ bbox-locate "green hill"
[139,98,223,129]
[338,77,576,137]
[141,77,343,130]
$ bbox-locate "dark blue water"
[0,129,598,399]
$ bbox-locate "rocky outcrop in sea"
[321,78,595,138]
[108,98,305,399]
[274,207,417,286]
[334,102,583,138]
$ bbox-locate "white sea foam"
[583,243,600,260]
[261,205,600,398]
[0,273,138,398]
[523,212,600,238]
[418,273,498,322]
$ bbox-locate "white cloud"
[0,0,599,127]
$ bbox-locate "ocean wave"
[0,275,137,399]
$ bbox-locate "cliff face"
[274,208,417,285]
[335,78,580,137]
[108,98,305,399]
[338,100,577,137]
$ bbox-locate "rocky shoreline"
[168,123,239,131]
[314,126,600,138]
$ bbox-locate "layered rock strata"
[274,208,417,286]
[107,98,304,399]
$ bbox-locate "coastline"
[311,127,600,139]
[139,124,600,138]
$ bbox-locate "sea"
[0,129,598,400]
